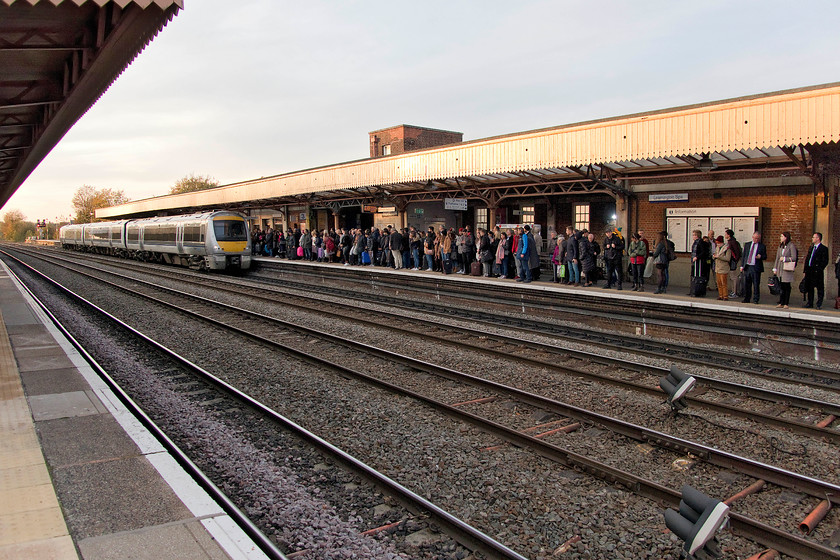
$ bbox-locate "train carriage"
[60,211,251,271]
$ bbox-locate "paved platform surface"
[257,256,840,322]
[0,262,269,560]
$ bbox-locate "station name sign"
[444,198,468,211]
[649,193,688,202]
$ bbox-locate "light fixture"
[664,485,729,559]
[696,153,718,173]
[659,365,696,412]
[425,180,438,191]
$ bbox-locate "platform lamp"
[696,153,718,173]
[659,365,696,412]
[664,485,729,559]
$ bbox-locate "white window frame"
[382,145,391,156]
[475,208,488,230]
[574,203,590,232]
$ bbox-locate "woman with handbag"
[652,232,669,294]
[712,236,731,300]
[772,231,798,309]
[628,233,647,291]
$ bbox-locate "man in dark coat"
[740,231,767,304]
[803,232,829,309]
[603,229,624,290]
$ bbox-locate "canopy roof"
[99,82,839,218]
[0,0,182,209]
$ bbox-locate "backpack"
[666,240,677,261]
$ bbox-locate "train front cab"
[208,214,251,271]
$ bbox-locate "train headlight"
[212,245,221,251]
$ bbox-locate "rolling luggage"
[443,259,453,274]
[470,261,482,276]
[690,276,707,297]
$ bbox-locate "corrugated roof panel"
[99,83,840,218]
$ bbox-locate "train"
[59,211,252,271]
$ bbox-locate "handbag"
[799,277,808,294]
[735,272,746,297]
[783,261,796,271]
[558,264,566,277]
[767,275,781,295]
[643,256,654,278]
[296,246,303,257]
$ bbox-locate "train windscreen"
[213,220,247,242]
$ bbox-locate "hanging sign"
[445,198,468,211]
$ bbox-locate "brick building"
[369,125,463,158]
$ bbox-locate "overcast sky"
[6,0,840,222]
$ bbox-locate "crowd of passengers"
[251,225,840,308]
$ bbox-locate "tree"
[0,209,35,242]
[71,185,129,224]
[169,173,219,195]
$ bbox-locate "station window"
[382,145,391,156]
[521,205,535,224]
[574,203,590,231]
[476,208,488,230]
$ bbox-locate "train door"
[176,223,184,253]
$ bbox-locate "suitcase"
[470,261,482,276]
[690,276,707,297]
[443,260,453,274]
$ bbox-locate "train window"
[145,226,177,244]
[127,228,139,242]
[213,220,247,241]
[111,227,122,241]
[184,225,202,243]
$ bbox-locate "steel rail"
[255,260,840,386]
[26,245,840,442]
[20,246,840,413]
[9,247,840,501]
[3,251,527,560]
[10,248,840,560]
[2,263,289,560]
[23,245,840,389]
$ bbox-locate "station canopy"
[98,82,840,219]
[0,0,182,210]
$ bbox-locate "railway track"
[6,253,525,560]
[6,247,839,559]
[16,246,840,431]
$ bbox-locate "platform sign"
[733,217,757,246]
[444,198,468,211]
[650,193,688,202]
[666,217,687,253]
[709,217,731,237]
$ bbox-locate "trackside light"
[659,364,696,412]
[665,485,729,559]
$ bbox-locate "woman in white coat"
[772,231,798,309]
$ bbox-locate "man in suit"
[803,232,829,309]
[740,231,767,304]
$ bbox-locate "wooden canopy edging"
[98,83,840,218]
[0,0,182,208]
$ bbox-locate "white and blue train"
[59,211,251,271]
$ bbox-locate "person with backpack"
[725,229,742,298]
[602,229,625,289]
[689,229,710,297]
[652,231,671,294]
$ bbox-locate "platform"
[0,261,268,560]
[255,256,840,322]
